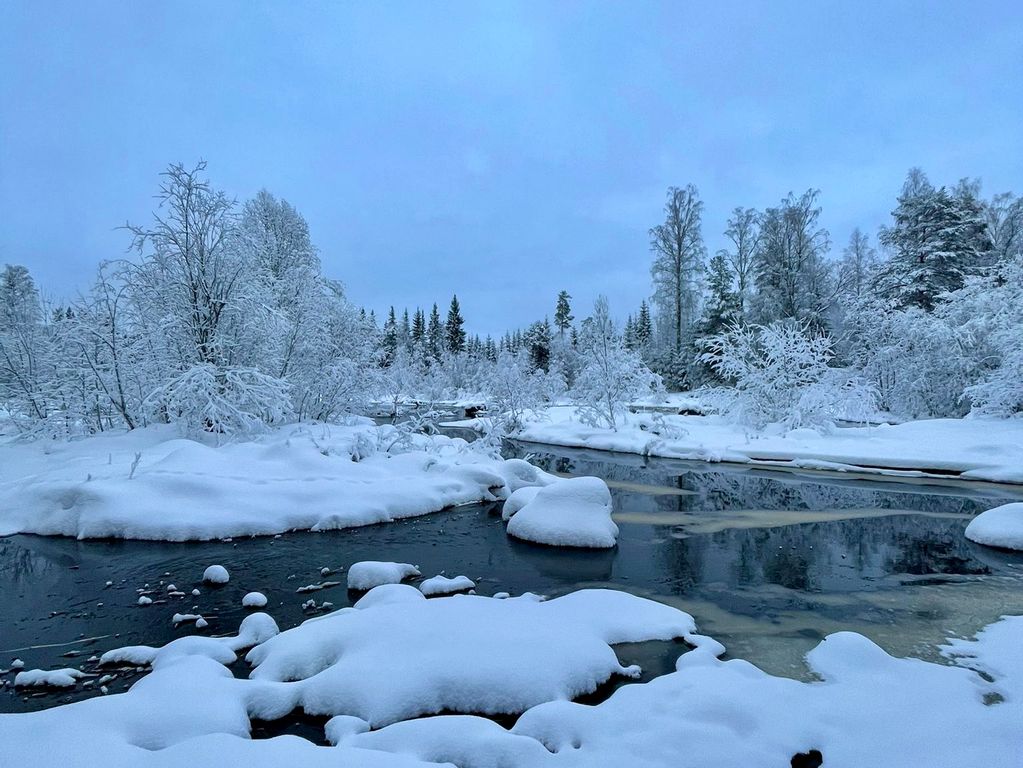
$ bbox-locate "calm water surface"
[3,441,1023,715]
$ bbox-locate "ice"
[243,591,269,608]
[346,561,421,591]
[503,476,618,548]
[203,565,230,584]
[964,502,1023,550]
[419,575,476,596]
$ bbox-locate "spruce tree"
[427,303,443,360]
[446,295,466,353]
[554,290,573,337]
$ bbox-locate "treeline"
[2,163,1021,439]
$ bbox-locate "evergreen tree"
[635,300,653,352]
[411,308,425,344]
[484,336,498,362]
[700,251,741,336]
[876,170,992,310]
[399,309,411,350]
[381,307,398,365]
[554,290,574,337]
[446,295,466,353]
[525,319,553,372]
[427,303,443,360]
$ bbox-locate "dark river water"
[3,440,1023,717]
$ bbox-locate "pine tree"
[623,315,637,350]
[427,303,443,360]
[700,251,741,335]
[636,300,653,352]
[411,308,425,344]
[524,319,552,372]
[446,295,466,353]
[399,309,411,350]
[484,336,498,362]
[554,290,574,337]
[876,170,993,311]
[381,307,398,365]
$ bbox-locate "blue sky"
[2,1,1020,336]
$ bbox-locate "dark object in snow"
[791,749,823,768]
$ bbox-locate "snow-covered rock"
[419,575,475,596]
[137,595,153,606]
[965,503,1023,550]
[246,588,696,727]
[14,668,88,688]
[242,591,268,608]
[203,565,230,584]
[502,476,618,548]
[346,561,421,591]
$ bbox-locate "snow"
[0,423,552,540]
[242,591,268,608]
[419,574,476,596]
[203,565,230,584]
[515,406,1023,484]
[14,668,88,688]
[346,561,421,591]
[503,476,618,548]
[2,597,1022,767]
[345,616,1023,768]
[137,595,153,606]
[964,502,1023,550]
[246,588,697,726]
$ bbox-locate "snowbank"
[346,561,421,591]
[515,407,1023,484]
[965,502,1023,550]
[0,423,554,540]
[343,616,1023,768]
[2,599,1021,767]
[419,575,475,596]
[242,592,268,608]
[502,476,618,548]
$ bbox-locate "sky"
[1,1,1021,338]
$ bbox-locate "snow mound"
[243,591,268,608]
[347,561,421,591]
[14,668,88,688]
[502,476,618,548]
[203,564,230,584]
[348,616,1023,768]
[246,588,696,727]
[965,503,1023,550]
[419,575,475,596]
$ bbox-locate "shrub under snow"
[701,321,876,430]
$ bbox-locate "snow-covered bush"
[145,364,291,436]
[572,297,661,431]
[702,321,875,430]
[485,350,554,433]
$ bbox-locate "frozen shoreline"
[509,406,1023,486]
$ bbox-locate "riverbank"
[511,406,1023,485]
[0,421,548,541]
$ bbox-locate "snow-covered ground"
[1,586,1019,767]
[513,406,1023,484]
[0,422,552,540]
